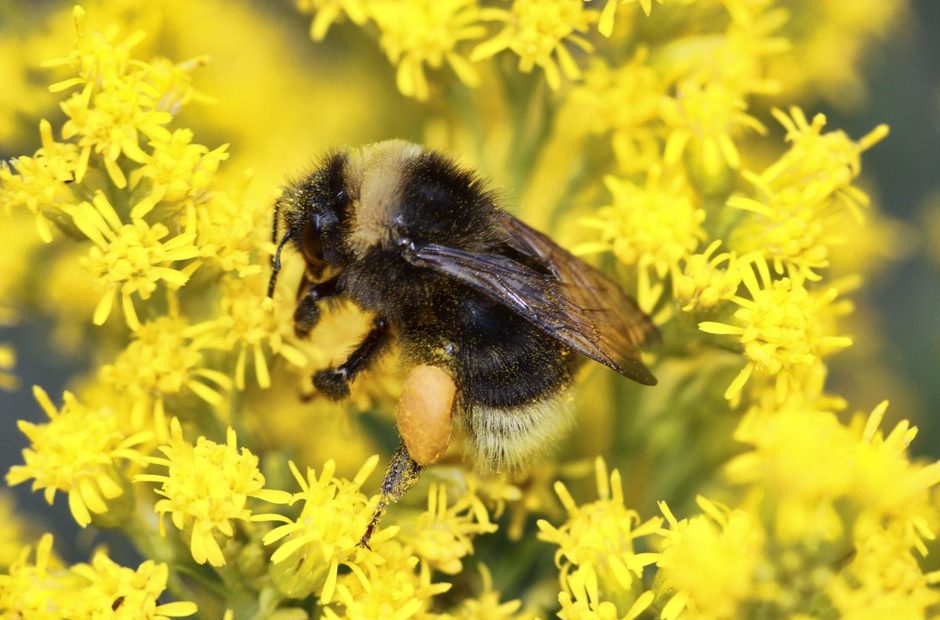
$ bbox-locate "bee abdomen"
[464,397,574,472]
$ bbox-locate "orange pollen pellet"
[396,364,456,466]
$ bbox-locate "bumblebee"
[269,140,658,543]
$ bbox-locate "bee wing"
[411,216,658,385]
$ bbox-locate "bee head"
[268,151,353,297]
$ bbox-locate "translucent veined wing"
[406,214,658,385]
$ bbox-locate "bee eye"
[302,219,324,263]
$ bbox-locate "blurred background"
[0,0,938,563]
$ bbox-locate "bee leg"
[313,316,390,400]
[358,442,423,549]
[294,275,342,338]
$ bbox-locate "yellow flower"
[829,526,940,619]
[43,7,145,98]
[371,0,486,101]
[472,0,594,90]
[6,386,150,528]
[0,119,80,242]
[46,7,205,189]
[538,457,660,614]
[399,481,497,575]
[216,276,307,390]
[661,82,765,177]
[728,108,888,279]
[58,75,172,187]
[699,256,852,403]
[579,168,705,312]
[452,563,537,619]
[136,418,288,567]
[0,533,197,619]
[597,0,663,37]
[673,241,743,311]
[128,128,230,214]
[851,402,940,551]
[69,550,198,619]
[322,538,451,620]
[660,2,787,98]
[296,0,370,41]
[256,457,382,601]
[69,192,201,329]
[726,400,856,541]
[558,567,654,620]
[567,52,663,173]
[195,172,265,277]
[0,533,77,618]
[655,497,764,620]
[101,316,231,438]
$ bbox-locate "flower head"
[0,533,197,619]
[69,551,198,619]
[661,82,765,177]
[70,192,201,329]
[674,241,743,311]
[655,497,765,620]
[322,538,451,620]
[0,119,80,241]
[256,457,382,601]
[6,386,149,527]
[580,169,706,287]
[136,418,288,567]
[699,257,852,403]
[473,0,594,90]
[538,457,660,614]
[216,276,307,390]
[371,0,486,100]
[101,316,231,437]
[399,482,497,575]
[129,128,229,212]
[728,108,889,279]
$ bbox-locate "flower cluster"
[0,2,934,620]
[0,534,197,619]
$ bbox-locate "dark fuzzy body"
[340,148,580,412]
[275,141,604,469]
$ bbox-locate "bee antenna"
[267,231,293,298]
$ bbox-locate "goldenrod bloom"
[216,277,306,389]
[674,241,743,311]
[538,458,660,615]
[256,457,381,601]
[473,0,594,90]
[0,2,934,619]
[6,386,149,527]
[0,533,197,619]
[699,257,852,402]
[371,0,486,101]
[579,168,706,311]
[322,538,451,619]
[656,498,765,620]
[101,316,231,437]
[70,192,201,329]
[399,481,497,575]
[136,418,288,567]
